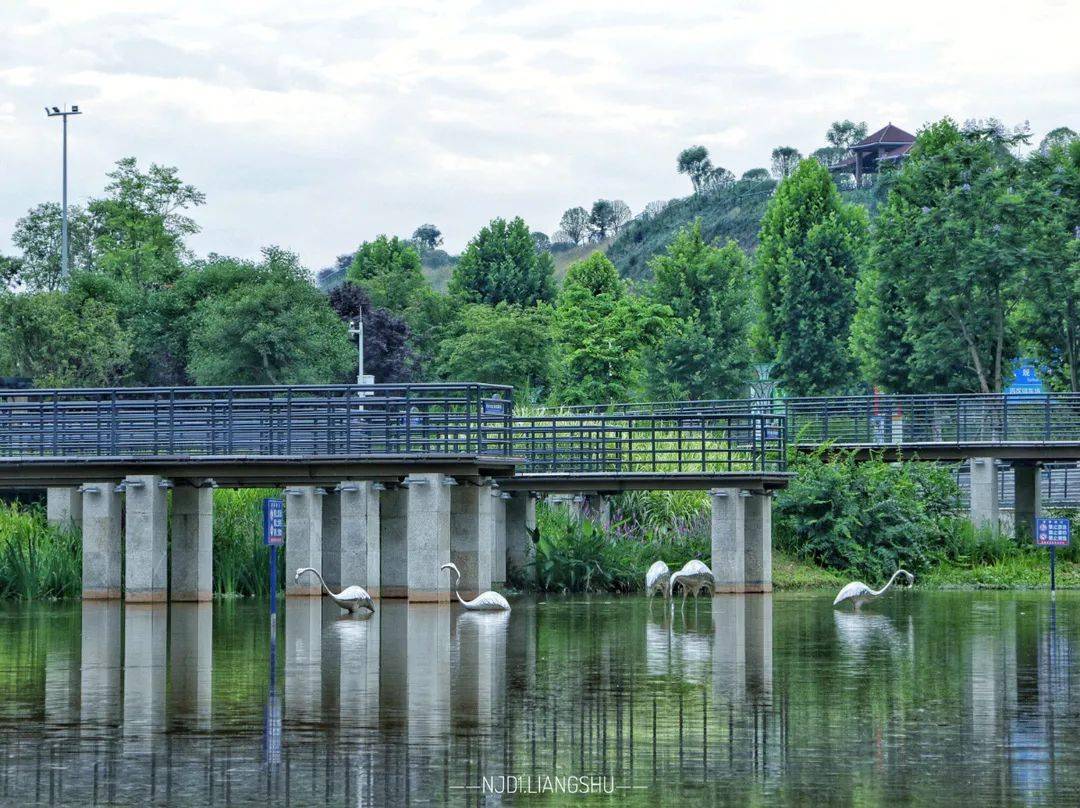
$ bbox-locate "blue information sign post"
[263,498,285,630]
[1036,517,1071,595]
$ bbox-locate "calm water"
[0,591,1078,805]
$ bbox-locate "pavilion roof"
[852,123,916,150]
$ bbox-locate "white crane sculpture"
[833,569,914,610]
[294,568,375,614]
[668,559,715,602]
[645,560,671,598]
[440,563,511,611]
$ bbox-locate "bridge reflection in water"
[2,594,1078,805]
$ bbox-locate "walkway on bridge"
[2,383,787,604]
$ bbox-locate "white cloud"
[0,0,1077,268]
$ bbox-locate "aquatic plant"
[212,488,285,596]
[0,502,81,600]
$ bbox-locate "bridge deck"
[498,471,792,493]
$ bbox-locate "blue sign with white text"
[263,498,285,546]
[1036,517,1070,547]
[1007,360,1044,396]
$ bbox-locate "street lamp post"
[45,105,82,279]
[349,317,374,386]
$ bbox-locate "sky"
[1,0,1077,271]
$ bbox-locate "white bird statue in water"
[440,563,511,611]
[668,559,715,601]
[833,569,914,610]
[645,560,670,597]
[294,568,375,614]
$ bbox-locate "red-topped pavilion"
[832,123,915,186]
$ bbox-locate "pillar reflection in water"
[80,601,122,729]
[169,602,213,731]
[285,597,324,721]
[453,610,509,731]
[711,595,773,706]
[123,604,168,747]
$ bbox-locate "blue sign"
[262,498,285,546]
[1007,360,1044,396]
[1036,517,1071,547]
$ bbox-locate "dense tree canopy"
[450,216,555,306]
[644,223,751,400]
[756,159,867,395]
[328,282,417,382]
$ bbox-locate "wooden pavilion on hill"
[831,123,915,186]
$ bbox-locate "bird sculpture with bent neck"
[440,563,511,611]
[833,569,914,610]
[668,559,715,602]
[294,567,375,614]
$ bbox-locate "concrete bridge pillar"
[571,493,611,528]
[81,482,123,599]
[506,492,537,584]
[1013,463,1042,542]
[286,486,325,596]
[324,481,381,596]
[124,475,169,602]
[171,486,213,601]
[450,481,494,600]
[710,489,746,593]
[380,486,409,598]
[492,489,508,586]
[405,473,451,602]
[970,457,1000,536]
[744,493,773,594]
[47,486,82,530]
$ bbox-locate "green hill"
[607,179,880,281]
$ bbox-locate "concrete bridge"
[566,392,1080,537]
[1,384,788,603]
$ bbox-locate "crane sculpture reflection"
[645,561,670,598]
[294,568,375,613]
[440,563,511,611]
[833,569,914,610]
[668,559,715,602]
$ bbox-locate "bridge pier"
[506,492,537,585]
[450,481,494,600]
[47,486,82,530]
[171,486,213,601]
[324,481,381,596]
[81,482,122,599]
[570,493,611,528]
[491,489,508,586]
[123,475,169,602]
[710,489,772,594]
[970,457,1000,536]
[405,473,451,602]
[1013,463,1042,542]
[286,486,324,596]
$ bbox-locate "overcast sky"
[1,0,1077,271]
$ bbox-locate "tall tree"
[434,303,553,393]
[187,248,352,385]
[588,200,618,241]
[450,217,555,306]
[677,145,714,192]
[551,252,667,404]
[755,159,867,395]
[10,203,95,290]
[770,146,803,179]
[1015,137,1080,390]
[643,223,751,399]
[825,120,868,149]
[853,118,1032,393]
[328,282,417,382]
[411,223,443,251]
[558,207,590,245]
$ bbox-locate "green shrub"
[525,503,710,593]
[773,448,964,580]
[0,502,81,600]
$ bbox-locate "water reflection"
[1,593,1079,804]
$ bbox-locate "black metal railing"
[512,413,786,474]
[0,384,514,459]
[558,393,1080,447]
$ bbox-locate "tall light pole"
[45,104,82,278]
[348,318,373,386]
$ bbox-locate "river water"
[0,591,1077,805]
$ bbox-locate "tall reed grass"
[212,488,285,596]
[0,502,81,600]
